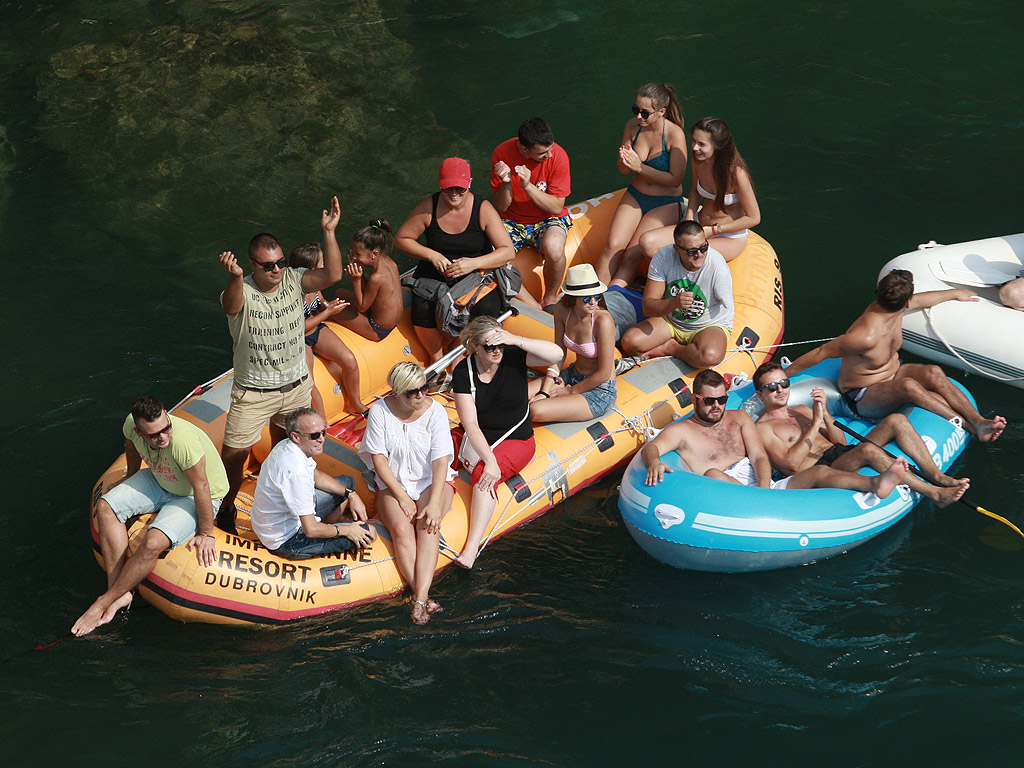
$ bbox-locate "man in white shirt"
[622,219,734,368]
[250,408,376,559]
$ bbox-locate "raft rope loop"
[923,307,1024,383]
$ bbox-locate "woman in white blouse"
[360,362,456,625]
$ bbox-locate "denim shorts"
[562,363,617,418]
[270,475,360,560]
[102,468,223,548]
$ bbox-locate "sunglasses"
[303,429,327,440]
[693,393,729,406]
[482,343,505,353]
[139,422,173,440]
[632,105,658,119]
[675,242,710,258]
[581,294,604,304]
[250,256,288,272]
[756,378,791,393]
[442,186,468,196]
[403,384,429,399]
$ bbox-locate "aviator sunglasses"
[139,422,173,440]
[693,393,729,406]
[756,378,791,393]
[250,256,288,272]
[581,294,604,304]
[303,429,327,440]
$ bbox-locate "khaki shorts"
[667,322,733,346]
[223,377,313,448]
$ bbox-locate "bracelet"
[199,533,215,539]
[715,223,723,234]
[538,391,551,398]
[334,524,342,538]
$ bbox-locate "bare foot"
[453,549,477,569]
[975,415,1007,442]
[874,458,909,499]
[71,591,132,637]
[934,472,968,488]
[931,480,969,508]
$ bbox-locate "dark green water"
[3,1,1023,764]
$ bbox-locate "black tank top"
[426,191,491,257]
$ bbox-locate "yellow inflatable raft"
[88,189,785,624]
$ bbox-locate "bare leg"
[625,323,727,368]
[412,483,454,611]
[414,325,448,364]
[835,443,968,508]
[866,413,967,487]
[72,528,171,636]
[539,226,568,309]
[314,329,367,414]
[530,392,597,423]
[454,483,498,570]
[595,197,644,286]
[857,365,1005,441]
[377,491,417,587]
[218,444,250,533]
[93,500,130,588]
[788,457,908,498]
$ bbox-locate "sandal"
[410,599,430,625]
[425,598,444,615]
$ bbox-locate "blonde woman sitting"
[360,362,455,625]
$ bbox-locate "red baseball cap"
[439,157,471,188]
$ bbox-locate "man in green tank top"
[216,196,346,533]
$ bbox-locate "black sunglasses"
[693,393,729,406]
[482,343,505,353]
[139,422,173,440]
[303,429,327,440]
[756,378,791,393]
[632,105,657,119]
[675,242,710,258]
[250,256,288,272]
[403,384,429,399]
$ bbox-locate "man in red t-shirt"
[491,117,572,309]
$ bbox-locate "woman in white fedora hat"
[530,263,618,422]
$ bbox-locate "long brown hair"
[693,116,751,212]
[636,82,684,129]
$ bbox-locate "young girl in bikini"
[289,243,369,419]
[334,219,403,341]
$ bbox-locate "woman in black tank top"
[395,157,519,362]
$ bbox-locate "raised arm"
[785,333,858,376]
[219,250,245,316]
[302,196,345,293]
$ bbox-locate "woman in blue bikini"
[594,82,687,286]
[625,117,760,275]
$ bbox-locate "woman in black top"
[395,157,518,362]
[451,315,562,569]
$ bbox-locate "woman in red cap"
[396,157,519,362]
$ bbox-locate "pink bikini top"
[563,312,599,358]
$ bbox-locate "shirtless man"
[641,369,908,497]
[786,269,1006,442]
[752,360,969,507]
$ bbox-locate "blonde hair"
[459,315,503,348]
[387,361,427,394]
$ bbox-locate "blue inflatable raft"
[617,359,973,572]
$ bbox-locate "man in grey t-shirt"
[622,220,734,367]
